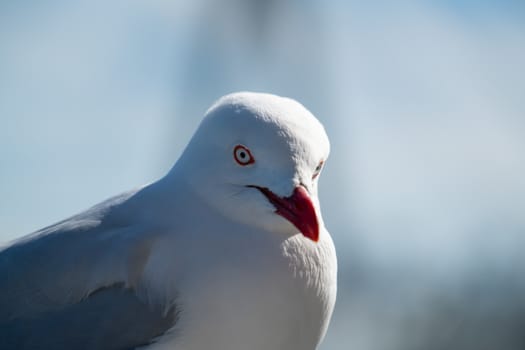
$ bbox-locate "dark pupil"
[239,151,246,159]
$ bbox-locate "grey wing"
[0,188,179,349]
[0,284,178,350]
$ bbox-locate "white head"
[172,92,330,242]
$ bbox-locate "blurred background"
[1,0,524,349]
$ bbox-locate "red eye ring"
[233,145,255,166]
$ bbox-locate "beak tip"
[277,186,320,243]
[301,224,320,243]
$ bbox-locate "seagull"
[0,92,337,350]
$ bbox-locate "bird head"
[172,92,330,243]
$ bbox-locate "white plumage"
[0,92,337,350]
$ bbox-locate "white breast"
[143,226,337,350]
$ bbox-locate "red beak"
[248,185,319,242]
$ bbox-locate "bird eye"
[233,145,255,166]
[312,160,324,179]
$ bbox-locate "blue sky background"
[1,1,524,349]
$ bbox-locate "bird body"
[0,92,337,350]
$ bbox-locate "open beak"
[248,185,319,242]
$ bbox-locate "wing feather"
[0,187,178,349]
